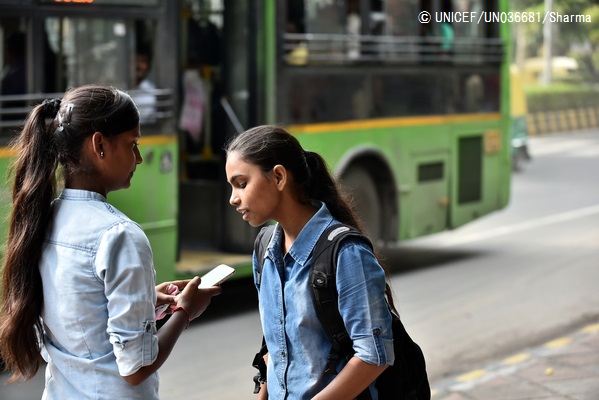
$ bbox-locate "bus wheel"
[341,166,382,243]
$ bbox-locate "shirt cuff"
[111,320,158,376]
[352,328,395,366]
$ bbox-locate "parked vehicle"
[510,65,531,171]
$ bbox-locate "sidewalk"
[431,322,599,400]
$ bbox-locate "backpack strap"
[252,336,268,394]
[309,224,373,375]
[254,224,276,286]
[251,225,276,394]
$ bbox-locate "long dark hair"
[0,84,139,382]
[225,125,398,313]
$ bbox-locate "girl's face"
[103,127,143,193]
[225,151,282,227]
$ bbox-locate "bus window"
[45,18,132,88]
[284,0,369,63]
[386,0,420,36]
[1,18,29,132]
[45,17,161,126]
[181,0,226,180]
[304,0,346,35]
[452,0,488,38]
[1,31,26,98]
[462,72,500,112]
[133,20,157,124]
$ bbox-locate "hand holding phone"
[155,283,180,320]
[198,264,236,288]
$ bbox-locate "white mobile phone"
[198,264,236,288]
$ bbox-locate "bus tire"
[341,165,382,243]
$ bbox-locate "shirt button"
[373,328,381,335]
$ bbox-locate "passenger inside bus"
[1,32,26,97]
[346,0,361,59]
[133,43,157,124]
[1,32,27,122]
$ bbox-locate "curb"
[431,322,599,399]
[528,108,599,135]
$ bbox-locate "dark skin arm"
[312,357,388,400]
[122,276,221,385]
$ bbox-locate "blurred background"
[1,0,598,399]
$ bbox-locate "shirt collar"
[268,201,335,266]
[59,188,107,202]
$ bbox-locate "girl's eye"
[239,182,247,189]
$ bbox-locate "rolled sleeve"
[95,221,158,376]
[336,239,395,367]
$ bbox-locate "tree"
[512,0,599,84]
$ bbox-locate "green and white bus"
[0,0,511,283]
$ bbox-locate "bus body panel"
[291,112,511,241]
[109,136,178,284]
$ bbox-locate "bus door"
[409,152,450,237]
[450,70,508,229]
[176,0,258,279]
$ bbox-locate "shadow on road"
[381,245,485,274]
[170,277,259,329]
[184,244,485,327]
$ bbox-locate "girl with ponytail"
[225,125,395,400]
[0,84,220,399]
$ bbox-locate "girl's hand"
[155,280,191,319]
[156,280,190,307]
[175,276,222,321]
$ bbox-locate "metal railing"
[283,33,504,65]
[0,88,174,130]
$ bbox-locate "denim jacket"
[40,189,159,399]
[254,203,394,400]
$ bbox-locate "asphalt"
[431,322,599,400]
[2,322,598,399]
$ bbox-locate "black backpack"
[252,223,431,400]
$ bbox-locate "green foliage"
[525,84,599,112]
[585,5,599,43]
[513,0,599,83]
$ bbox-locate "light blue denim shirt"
[254,202,394,400]
[39,189,159,399]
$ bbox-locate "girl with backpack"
[225,125,395,400]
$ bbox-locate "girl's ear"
[91,131,105,159]
[272,165,288,191]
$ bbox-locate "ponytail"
[0,101,60,382]
[303,150,399,315]
[302,150,364,231]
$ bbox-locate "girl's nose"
[135,146,143,164]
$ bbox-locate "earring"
[100,151,104,158]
